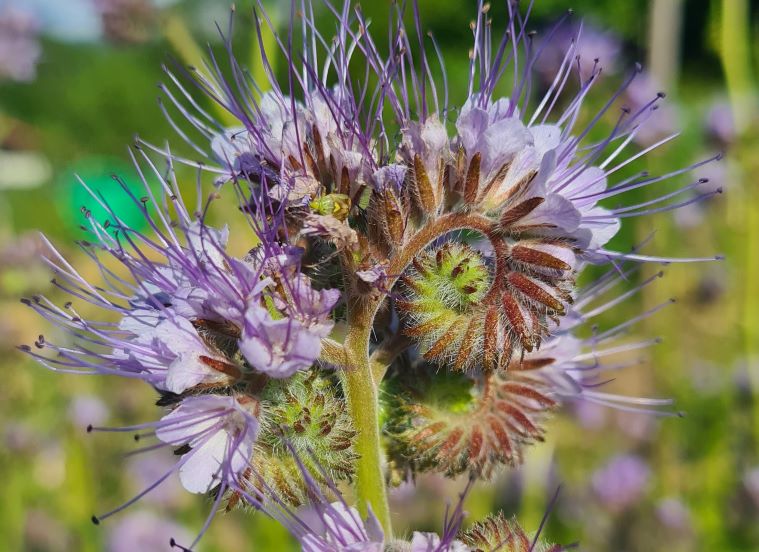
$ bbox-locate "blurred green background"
[1,0,758,550]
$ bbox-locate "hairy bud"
[399,243,490,371]
[246,372,357,506]
[386,368,556,478]
[460,512,561,552]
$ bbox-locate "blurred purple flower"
[107,511,191,552]
[744,466,759,509]
[572,400,606,430]
[24,509,72,552]
[68,394,109,428]
[655,497,691,532]
[706,99,736,146]
[126,453,185,508]
[591,454,650,512]
[623,72,678,147]
[535,21,622,81]
[4,421,40,453]
[0,6,41,82]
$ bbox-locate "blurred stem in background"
[643,0,685,349]
[161,6,280,128]
[647,0,684,90]
[162,12,237,127]
[720,0,759,455]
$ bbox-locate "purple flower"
[68,395,109,428]
[706,99,736,145]
[85,393,259,541]
[535,21,622,81]
[21,1,720,548]
[655,498,691,532]
[591,454,650,512]
[115,310,239,393]
[281,275,341,338]
[244,445,474,552]
[299,502,384,552]
[0,7,41,82]
[240,305,323,378]
[623,71,679,147]
[743,466,759,509]
[126,453,185,508]
[155,394,259,494]
[107,511,191,552]
[410,532,468,552]
[512,262,678,418]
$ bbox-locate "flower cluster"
[22,0,719,549]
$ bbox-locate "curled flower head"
[22,0,720,548]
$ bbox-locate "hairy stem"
[342,302,392,536]
[340,211,495,536]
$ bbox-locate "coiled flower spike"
[21,0,721,546]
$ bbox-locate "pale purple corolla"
[240,304,324,378]
[155,394,259,494]
[409,532,469,552]
[115,309,236,393]
[299,502,384,552]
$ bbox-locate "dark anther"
[91,515,100,525]
[86,424,94,433]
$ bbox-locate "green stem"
[720,0,759,454]
[339,211,494,537]
[342,314,392,536]
[721,0,754,135]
